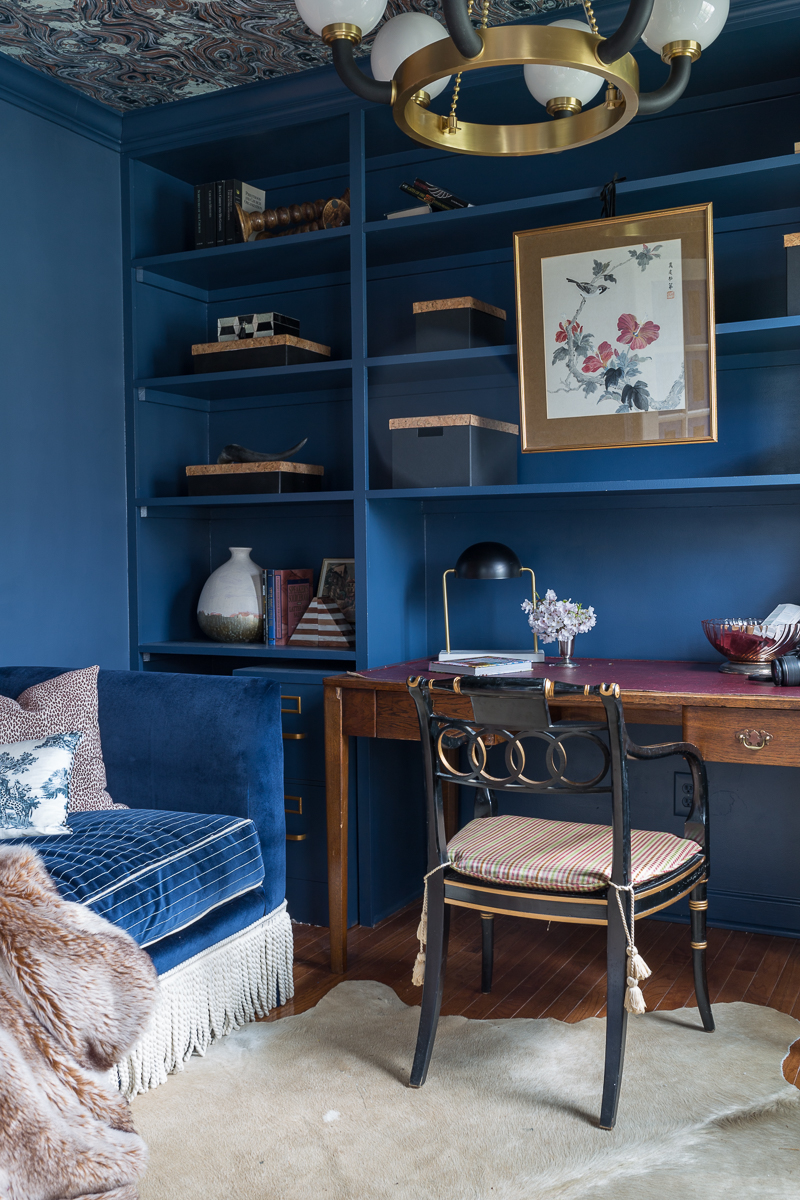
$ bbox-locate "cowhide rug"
[133,979,800,1200]
[0,845,157,1200]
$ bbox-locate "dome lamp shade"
[442,543,543,659]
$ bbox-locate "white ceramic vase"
[197,547,263,643]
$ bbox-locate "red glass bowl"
[702,618,800,676]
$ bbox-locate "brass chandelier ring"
[393,25,640,156]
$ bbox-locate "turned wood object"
[237,189,351,242]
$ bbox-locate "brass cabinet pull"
[736,728,773,751]
[286,834,308,841]
[282,732,307,740]
[284,794,303,814]
[281,695,302,714]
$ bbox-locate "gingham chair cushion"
[447,814,702,893]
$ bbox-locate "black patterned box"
[217,312,300,342]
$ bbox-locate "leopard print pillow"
[0,666,114,812]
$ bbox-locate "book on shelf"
[224,181,266,244]
[194,183,216,249]
[427,656,534,676]
[386,204,432,220]
[262,569,314,645]
[193,180,266,249]
[399,180,473,213]
[414,178,472,210]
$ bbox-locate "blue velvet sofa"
[0,667,293,1095]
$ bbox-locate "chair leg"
[690,883,715,1032]
[409,874,450,1088]
[480,912,494,994]
[600,897,629,1130]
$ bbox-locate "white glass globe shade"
[294,0,386,38]
[641,0,729,53]
[524,19,604,109]
[371,13,450,100]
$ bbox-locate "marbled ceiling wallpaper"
[0,0,577,110]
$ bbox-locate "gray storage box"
[390,414,518,488]
[413,296,507,352]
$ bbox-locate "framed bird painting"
[513,204,716,453]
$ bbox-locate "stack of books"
[194,180,266,249]
[262,569,313,645]
[427,655,534,676]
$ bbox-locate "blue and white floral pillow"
[0,732,82,837]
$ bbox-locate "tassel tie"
[412,859,452,987]
[608,882,652,1015]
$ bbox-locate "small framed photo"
[514,203,717,453]
[317,558,355,627]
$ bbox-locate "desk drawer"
[683,706,800,766]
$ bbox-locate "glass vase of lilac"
[522,590,597,667]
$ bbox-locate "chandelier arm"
[442,0,484,59]
[330,37,394,104]
[636,53,692,115]
[595,0,655,65]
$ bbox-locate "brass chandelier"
[294,0,729,156]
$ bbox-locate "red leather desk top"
[327,658,796,708]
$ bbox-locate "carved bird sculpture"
[217,440,308,464]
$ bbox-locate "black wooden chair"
[407,674,713,1130]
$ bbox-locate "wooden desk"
[324,657,800,972]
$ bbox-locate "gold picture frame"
[514,204,717,453]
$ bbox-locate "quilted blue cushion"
[18,808,265,947]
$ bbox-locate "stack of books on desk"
[427,655,533,676]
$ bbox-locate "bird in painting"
[566,278,610,296]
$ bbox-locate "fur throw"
[0,845,158,1200]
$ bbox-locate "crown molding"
[121,63,359,157]
[0,52,122,150]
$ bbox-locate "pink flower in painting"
[555,320,582,343]
[581,341,615,373]
[617,313,660,350]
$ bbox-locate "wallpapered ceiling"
[0,0,576,110]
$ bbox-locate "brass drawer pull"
[736,728,773,751]
[281,695,302,714]
[286,834,308,841]
[284,794,302,815]
[282,732,307,740]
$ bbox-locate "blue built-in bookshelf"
[125,31,800,927]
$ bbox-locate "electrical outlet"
[674,772,693,817]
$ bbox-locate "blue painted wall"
[0,95,128,667]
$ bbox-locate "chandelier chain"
[447,0,484,133]
[582,0,599,36]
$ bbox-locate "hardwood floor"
[268,904,800,1087]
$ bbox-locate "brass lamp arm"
[637,53,693,115]
[328,33,394,105]
[442,0,484,60]
[596,0,655,65]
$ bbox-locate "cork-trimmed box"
[413,297,506,352]
[390,414,518,489]
[192,335,330,374]
[186,461,324,495]
[785,233,800,316]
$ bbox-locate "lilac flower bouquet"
[522,590,597,644]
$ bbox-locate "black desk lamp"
[440,541,544,662]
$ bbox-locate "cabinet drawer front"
[284,780,327,882]
[281,683,324,781]
[683,706,800,766]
